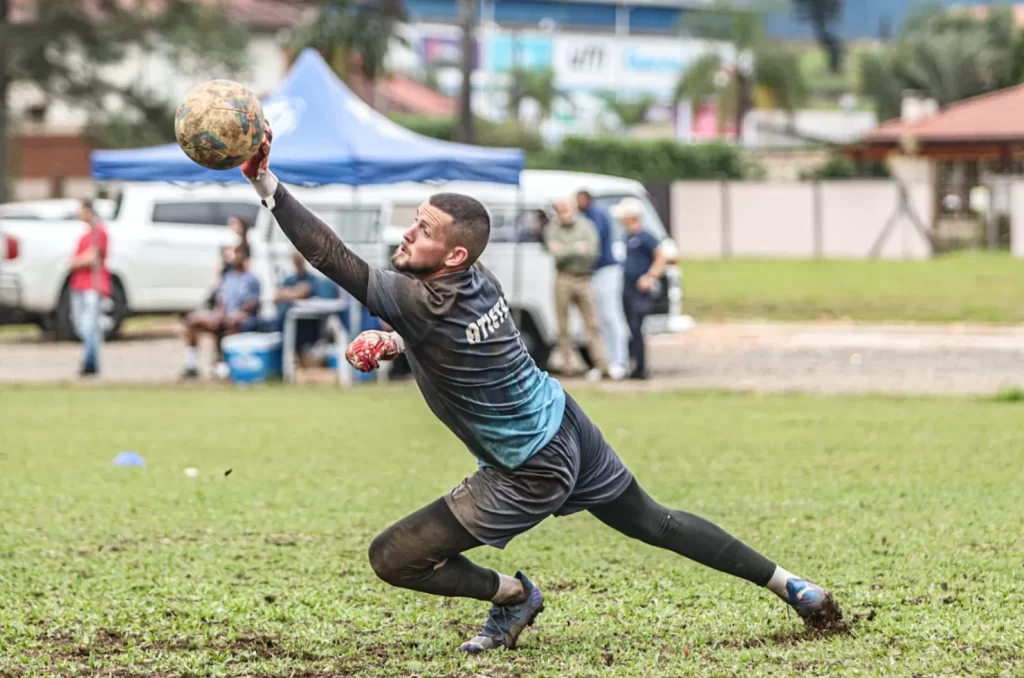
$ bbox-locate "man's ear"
[445,246,469,268]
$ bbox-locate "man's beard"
[391,252,435,276]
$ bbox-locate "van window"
[304,206,380,242]
[391,204,533,243]
[152,201,260,227]
[152,202,217,225]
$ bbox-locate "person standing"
[611,198,667,381]
[576,189,628,380]
[67,199,112,377]
[543,199,606,381]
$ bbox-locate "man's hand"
[636,274,655,292]
[346,330,405,372]
[240,125,274,179]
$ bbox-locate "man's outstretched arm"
[241,130,370,305]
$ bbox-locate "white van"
[0,170,689,366]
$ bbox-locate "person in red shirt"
[68,200,112,376]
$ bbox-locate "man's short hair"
[429,192,491,265]
[576,189,592,200]
[80,199,96,213]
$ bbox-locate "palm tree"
[289,0,408,107]
[791,0,844,74]
[595,91,657,128]
[858,4,1024,120]
[674,2,807,140]
[457,0,475,142]
[0,0,9,204]
[509,67,573,123]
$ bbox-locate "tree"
[8,0,251,150]
[457,0,475,143]
[792,0,844,74]
[289,0,408,106]
[858,5,1024,120]
[1,0,10,203]
[675,2,807,141]
[595,92,657,128]
[509,68,572,123]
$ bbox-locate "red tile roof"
[11,0,307,29]
[382,76,456,117]
[861,84,1024,145]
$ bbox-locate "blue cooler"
[222,332,283,384]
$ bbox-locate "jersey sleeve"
[366,269,438,346]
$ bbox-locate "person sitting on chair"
[180,243,261,379]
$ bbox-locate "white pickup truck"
[0,170,691,366]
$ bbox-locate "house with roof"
[850,86,1024,251]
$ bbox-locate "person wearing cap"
[610,197,667,380]
[576,189,628,381]
[543,199,607,381]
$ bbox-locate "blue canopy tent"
[90,48,524,186]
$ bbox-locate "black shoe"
[628,371,648,381]
[79,365,98,378]
[179,367,200,380]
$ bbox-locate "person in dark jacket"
[610,198,667,380]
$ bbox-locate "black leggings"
[367,479,776,600]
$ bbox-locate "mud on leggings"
[589,478,777,586]
[367,482,777,601]
[367,498,499,601]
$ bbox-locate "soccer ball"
[174,79,266,170]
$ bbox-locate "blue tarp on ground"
[90,49,523,186]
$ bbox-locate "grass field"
[681,252,1024,324]
[1,384,1023,677]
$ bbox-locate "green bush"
[527,136,747,181]
[387,117,748,182]
[799,154,891,180]
[388,115,544,152]
[388,114,460,141]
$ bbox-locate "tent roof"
[90,49,523,186]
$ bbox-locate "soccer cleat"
[786,578,844,629]
[458,571,544,653]
[179,366,200,380]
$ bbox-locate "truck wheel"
[55,279,128,343]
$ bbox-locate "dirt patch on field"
[713,621,853,651]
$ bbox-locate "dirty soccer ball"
[174,80,265,170]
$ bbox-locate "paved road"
[3,321,1024,396]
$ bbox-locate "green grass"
[1,385,1023,677]
[681,252,1024,324]
[0,316,176,338]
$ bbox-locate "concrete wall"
[1011,181,1024,259]
[670,180,935,260]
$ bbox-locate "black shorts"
[443,394,633,548]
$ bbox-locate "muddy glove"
[346,330,405,372]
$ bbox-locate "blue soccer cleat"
[458,571,545,653]
[786,578,844,629]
